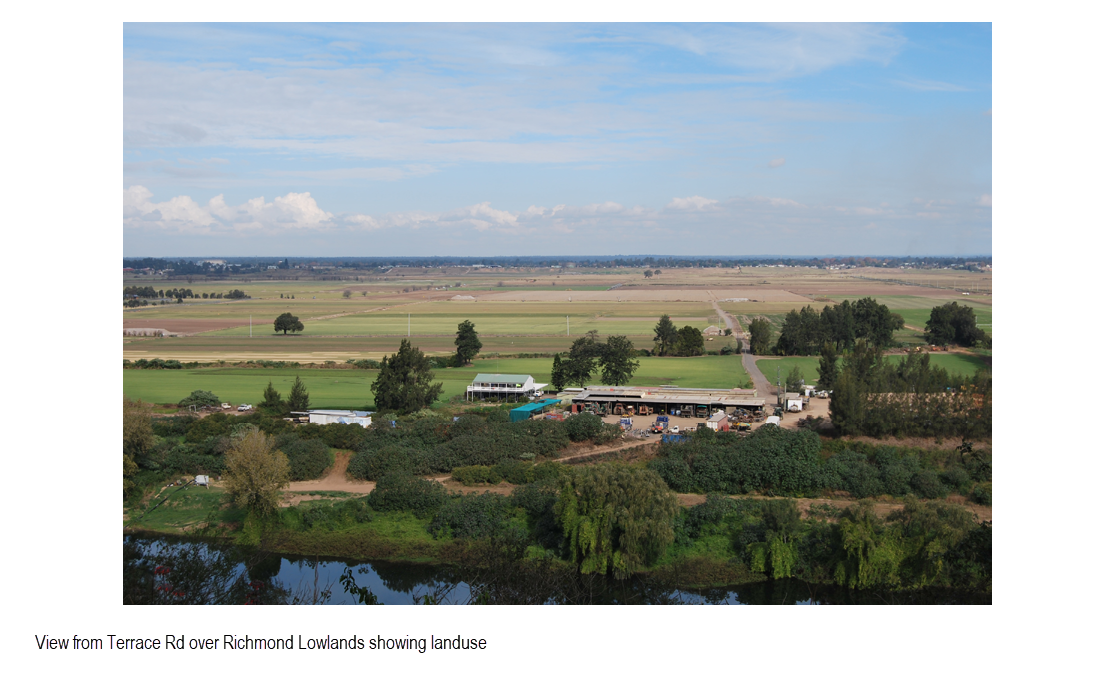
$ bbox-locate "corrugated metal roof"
[471,374,532,384]
[308,409,373,417]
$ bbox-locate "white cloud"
[768,157,786,168]
[124,186,334,234]
[978,194,992,207]
[125,187,989,246]
[665,196,719,211]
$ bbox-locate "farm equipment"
[652,415,670,433]
[613,402,626,415]
[679,405,694,418]
[696,405,709,419]
[638,404,650,416]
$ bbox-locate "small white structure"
[307,409,373,428]
[783,393,804,412]
[195,475,210,488]
[466,374,547,401]
[703,325,723,336]
[764,415,782,426]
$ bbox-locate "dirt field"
[284,451,376,502]
[476,288,812,302]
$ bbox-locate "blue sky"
[123,23,991,257]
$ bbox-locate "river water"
[124,534,987,605]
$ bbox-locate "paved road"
[712,301,776,400]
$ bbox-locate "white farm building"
[466,374,547,402]
[306,409,373,428]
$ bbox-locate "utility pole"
[250,315,252,338]
[408,313,411,337]
[567,315,569,336]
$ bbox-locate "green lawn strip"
[124,355,752,407]
[126,486,244,532]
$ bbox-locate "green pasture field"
[123,355,751,408]
[203,301,717,337]
[755,352,989,388]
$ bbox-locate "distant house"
[466,374,547,401]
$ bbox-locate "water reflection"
[124,535,988,605]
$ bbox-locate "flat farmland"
[756,352,989,388]
[202,301,718,337]
[124,355,751,407]
[123,334,660,362]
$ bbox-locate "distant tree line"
[125,255,991,273]
[774,298,904,355]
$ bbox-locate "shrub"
[825,451,883,498]
[453,465,498,486]
[565,413,603,442]
[970,481,992,505]
[428,492,510,539]
[910,470,948,500]
[941,465,972,491]
[274,436,333,481]
[367,472,448,516]
[348,445,423,480]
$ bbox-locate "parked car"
[220,403,231,410]
[237,404,252,412]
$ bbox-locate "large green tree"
[550,353,568,391]
[454,319,483,364]
[817,341,839,389]
[554,464,678,578]
[749,317,772,355]
[261,380,282,410]
[674,325,705,357]
[370,339,444,414]
[598,335,640,386]
[287,375,310,411]
[925,302,987,347]
[273,312,304,335]
[652,314,678,355]
[222,428,290,518]
[563,335,601,387]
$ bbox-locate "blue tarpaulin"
[509,399,560,422]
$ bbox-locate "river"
[123,534,988,605]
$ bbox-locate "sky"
[122,23,991,257]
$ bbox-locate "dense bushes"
[452,460,566,486]
[273,435,333,481]
[821,440,991,501]
[367,472,448,516]
[428,492,510,539]
[650,429,991,502]
[650,425,825,496]
[565,413,603,442]
[347,417,574,480]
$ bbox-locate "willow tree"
[554,464,678,578]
